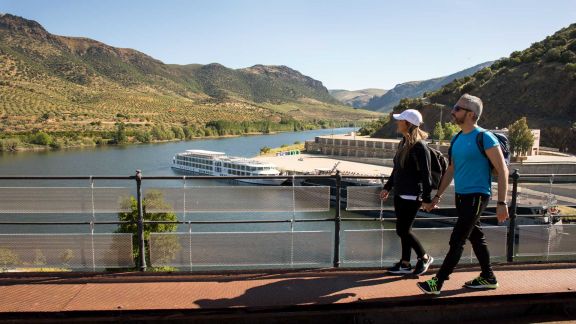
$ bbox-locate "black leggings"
[394,195,426,262]
[436,193,493,282]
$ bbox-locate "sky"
[1,0,575,90]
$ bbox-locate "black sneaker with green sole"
[417,277,442,295]
[464,276,499,289]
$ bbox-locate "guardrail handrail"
[0,169,575,271]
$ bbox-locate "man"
[417,94,509,295]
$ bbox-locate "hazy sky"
[2,0,575,90]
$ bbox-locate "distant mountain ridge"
[373,23,576,152]
[364,61,494,112]
[329,88,388,108]
[0,14,377,135]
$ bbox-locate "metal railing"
[0,170,574,272]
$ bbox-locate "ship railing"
[0,170,574,272]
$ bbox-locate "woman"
[380,109,434,276]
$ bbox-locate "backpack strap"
[476,130,489,159]
[447,130,462,165]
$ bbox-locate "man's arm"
[485,146,509,223]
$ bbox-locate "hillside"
[373,23,576,152]
[0,14,379,141]
[364,61,494,113]
[329,88,388,108]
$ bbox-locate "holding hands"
[422,194,441,212]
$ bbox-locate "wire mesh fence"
[144,186,331,213]
[0,172,574,272]
[0,187,132,213]
[0,233,134,270]
[149,230,334,269]
[341,226,507,267]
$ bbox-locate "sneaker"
[413,256,434,276]
[464,276,499,289]
[387,261,412,274]
[417,277,442,295]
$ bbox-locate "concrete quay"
[253,153,393,177]
[254,151,576,179]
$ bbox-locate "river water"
[0,128,357,176]
[0,128,396,234]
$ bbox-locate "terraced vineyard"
[0,14,380,149]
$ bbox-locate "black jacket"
[383,140,433,203]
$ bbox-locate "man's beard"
[452,113,465,125]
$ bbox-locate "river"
[0,128,357,176]
[0,128,395,234]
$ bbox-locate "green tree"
[260,146,271,154]
[443,122,460,140]
[0,138,20,152]
[30,131,53,146]
[433,122,445,142]
[357,116,390,136]
[508,117,535,157]
[135,130,152,143]
[111,123,127,144]
[171,125,185,139]
[116,190,179,268]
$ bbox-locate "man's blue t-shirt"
[451,127,499,195]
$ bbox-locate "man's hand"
[496,204,509,223]
[421,202,434,212]
[422,195,440,212]
[380,190,389,201]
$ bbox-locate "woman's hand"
[380,190,389,201]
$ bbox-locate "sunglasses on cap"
[452,105,472,112]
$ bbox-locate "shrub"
[30,131,52,145]
[260,146,271,154]
[560,50,576,63]
[0,248,19,270]
[566,63,576,73]
[135,130,152,143]
[0,139,18,151]
[543,48,562,62]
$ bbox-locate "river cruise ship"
[172,149,285,185]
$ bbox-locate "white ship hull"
[171,150,285,186]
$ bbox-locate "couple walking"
[381,94,509,295]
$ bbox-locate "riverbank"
[0,129,327,153]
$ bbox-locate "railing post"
[333,171,342,268]
[506,169,520,262]
[136,170,147,271]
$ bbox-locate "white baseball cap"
[392,109,423,127]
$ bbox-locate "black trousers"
[436,193,494,282]
[394,195,426,262]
